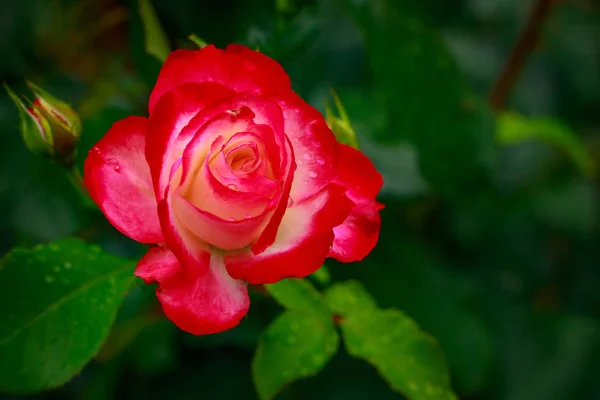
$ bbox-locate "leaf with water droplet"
[340,308,457,400]
[265,278,332,325]
[324,280,377,316]
[252,310,339,400]
[0,237,136,393]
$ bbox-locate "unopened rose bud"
[325,89,359,149]
[4,81,82,167]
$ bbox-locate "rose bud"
[325,90,359,149]
[4,82,82,167]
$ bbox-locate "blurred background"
[1,0,599,399]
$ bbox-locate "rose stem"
[488,0,561,111]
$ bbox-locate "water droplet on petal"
[287,196,294,208]
[106,158,120,172]
[91,147,101,154]
[227,184,238,191]
[309,171,318,178]
[227,217,236,221]
[315,156,325,165]
[245,214,253,219]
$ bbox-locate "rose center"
[225,142,259,174]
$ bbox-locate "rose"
[84,45,383,335]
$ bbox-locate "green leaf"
[138,0,171,63]
[0,238,136,393]
[252,310,339,400]
[496,112,595,176]
[265,278,331,323]
[340,309,457,400]
[324,280,377,315]
[309,265,331,286]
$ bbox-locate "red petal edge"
[136,246,249,335]
[329,144,384,262]
[146,82,234,202]
[84,116,163,244]
[149,45,291,114]
[225,182,352,284]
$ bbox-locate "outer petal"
[146,82,234,201]
[84,116,163,244]
[274,92,339,202]
[136,246,249,335]
[330,144,384,262]
[149,45,291,113]
[225,183,352,284]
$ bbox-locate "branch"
[489,0,560,111]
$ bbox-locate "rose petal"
[250,136,295,254]
[274,92,339,202]
[158,183,211,273]
[330,144,384,262]
[225,182,352,284]
[136,246,249,335]
[146,82,234,201]
[136,245,179,284]
[172,192,272,251]
[334,144,384,200]
[84,116,163,244]
[149,45,291,113]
